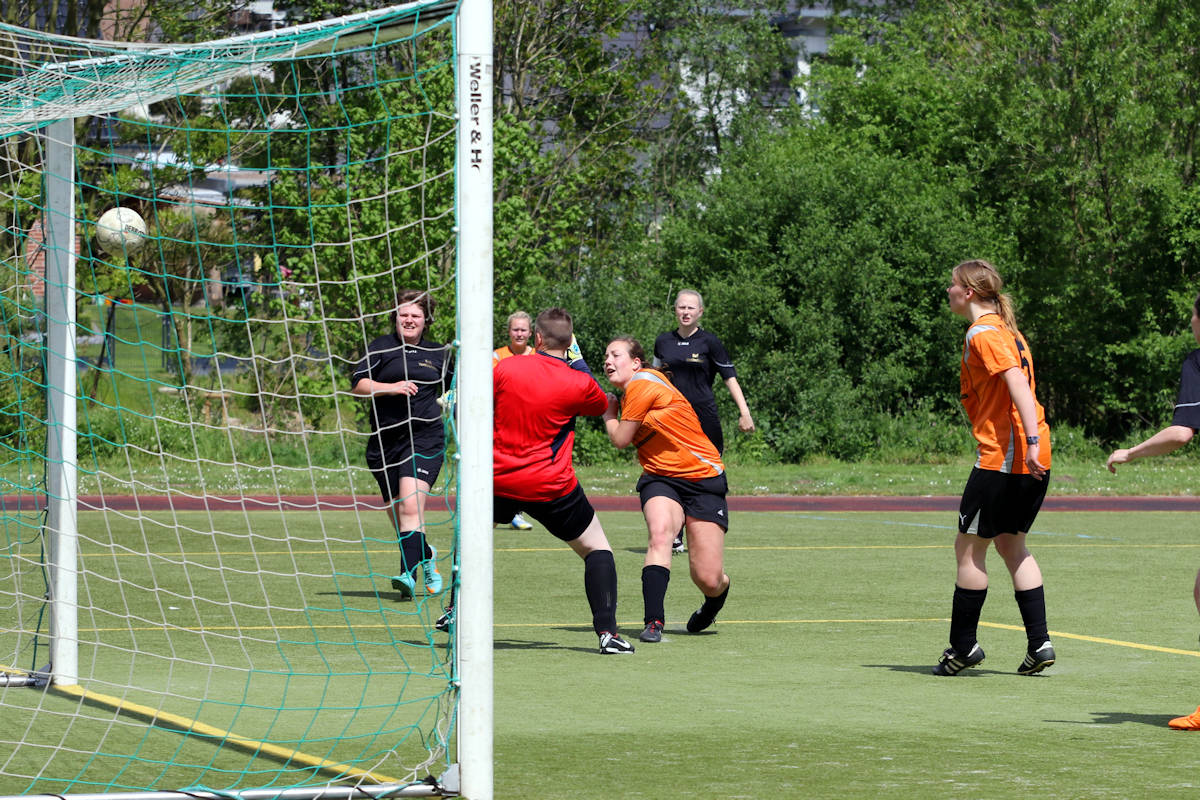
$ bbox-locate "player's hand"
[393,380,418,396]
[1025,442,1046,480]
[1106,448,1131,474]
[738,413,755,433]
[603,392,619,421]
[566,335,584,365]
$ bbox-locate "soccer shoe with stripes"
[1169,706,1200,730]
[598,631,635,654]
[422,546,443,595]
[390,571,415,599]
[1017,641,1056,675]
[932,643,985,675]
[672,531,685,553]
[639,620,664,643]
[435,604,454,633]
[509,514,533,531]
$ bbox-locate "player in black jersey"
[1106,291,1200,728]
[351,289,453,601]
[654,289,754,551]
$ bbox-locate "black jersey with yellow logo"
[652,328,737,418]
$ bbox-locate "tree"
[655,122,1015,460]
[812,0,1200,439]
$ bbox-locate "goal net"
[0,2,493,797]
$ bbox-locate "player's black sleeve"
[706,332,738,380]
[1172,349,1200,431]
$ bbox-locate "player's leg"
[541,487,632,654]
[994,531,1054,674]
[683,518,729,633]
[639,494,684,642]
[1169,570,1200,728]
[934,469,999,675]
[995,472,1054,674]
[1194,568,1200,616]
[390,474,442,596]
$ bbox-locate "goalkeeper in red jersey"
[443,308,634,655]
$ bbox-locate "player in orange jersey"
[492,311,535,530]
[602,337,730,644]
[934,259,1055,677]
[1106,292,1200,728]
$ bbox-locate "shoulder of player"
[963,316,1008,346]
[629,369,674,392]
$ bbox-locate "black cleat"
[598,631,635,654]
[1017,641,1055,675]
[686,580,730,633]
[639,620,664,643]
[435,604,454,632]
[932,643,985,676]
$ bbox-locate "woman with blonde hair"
[935,259,1054,677]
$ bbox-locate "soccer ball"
[95,207,148,256]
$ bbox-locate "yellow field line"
[48,683,399,784]
[979,621,1200,657]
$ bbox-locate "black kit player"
[441,307,634,655]
[1106,292,1200,728]
[351,290,451,600]
[654,289,754,552]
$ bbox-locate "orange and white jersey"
[620,368,724,480]
[492,345,534,367]
[959,312,1051,474]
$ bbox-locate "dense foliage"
[14,0,1200,466]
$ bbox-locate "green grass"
[493,509,1200,798]
[5,508,1200,797]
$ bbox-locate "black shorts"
[636,472,729,531]
[493,483,596,543]
[958,467,1050,538]
[369,451,445,503]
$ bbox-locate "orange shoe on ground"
[1168,706,1200,730]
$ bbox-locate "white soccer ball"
[95,207,148,256]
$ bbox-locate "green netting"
[0,2,464,796]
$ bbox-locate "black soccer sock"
[641,564,670,625]
[397,530,426,574]
[949,585,987,654]
[584,550,619,635]
[701,578,730,616]
[1014,585,1049,650]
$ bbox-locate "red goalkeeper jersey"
[493,352,607,502]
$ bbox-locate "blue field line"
[780,512,1115,541]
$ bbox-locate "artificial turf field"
[492,509,1200,799]
[4,507,1200,798]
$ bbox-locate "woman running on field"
[602,337,731,644]
[935,259,1055,677]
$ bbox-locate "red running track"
[4,494,1200,513]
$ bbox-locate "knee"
[647,523,676,549]
[690,565,725,596]
[395,497,421,521]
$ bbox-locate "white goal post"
[0,1,493,798]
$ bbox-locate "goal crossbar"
[0,1,458,137]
